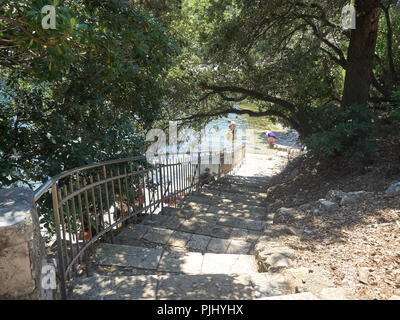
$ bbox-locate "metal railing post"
[51,183,67,300]
[159,158,164,211]
[197,151,201,191]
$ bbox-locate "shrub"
[305,104,380,165]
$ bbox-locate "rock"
[283,267,335,295]
[282,226,299,236]
[273,207,300,224]
[299,203,312,211]
[341,265,357,288]
[326,189,370,206]
[255,243,296,273]
[358,267,370,284]
[385,182,400,195]
[339,194,356,205]
[341,191,370,205]
[319,199,337,207]
[326,190,347,203]
[313,209,321,215]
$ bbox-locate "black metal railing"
[34,144,246,299]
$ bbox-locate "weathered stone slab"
[69,274,157,300]
[217,216,241,228]
[142,227,174,245]
[197,223,232,239]
[114,224,150,244]
[186,234,211,252]
[226,239,253,254]
[249,273,292,298]
[201,253,257,274]
[157,251,203,274]
[230,228,248,239]
[207,238,232,253]
[181,201,209,213]
[162,207,194,219]
[196,212,219,224]
[143,215,183,230]
[95,243,163,270]
[179,219,206,234]
[241,219,266,231]
[167,230,192,249]
[156,274,255,300]
[185,195,219,205]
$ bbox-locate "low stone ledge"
[0,188,45,299]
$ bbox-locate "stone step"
[163,204,266,221]
[93,243,258,275]
[159,208,267,231]
[219,174,270,184]
[186,193,267,207]
[68,272,291,300]
[201,186,268,199]
[177,196,266,219]
[114,220,261,254]
[204,185,268,197]
[210,180,267,191]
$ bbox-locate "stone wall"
[0,188,45,299]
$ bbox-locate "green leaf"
[76,24,88,30]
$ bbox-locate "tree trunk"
[341,0,381,108]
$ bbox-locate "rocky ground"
[263,138,400,300]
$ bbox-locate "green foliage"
[0,1,179,188]
[305,104,380,164]
[383,90,400,139]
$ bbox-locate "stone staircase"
[68,150,300,300]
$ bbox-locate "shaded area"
[262,140,400,299]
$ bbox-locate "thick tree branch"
[199,83,297,112]
[175,107,301,132]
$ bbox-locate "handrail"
[34,151,227,202]
[34,155,146,202]
[33,144,246,300]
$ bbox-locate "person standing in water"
[265,130,276,148]
[228,120,236,135]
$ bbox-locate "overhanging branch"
[200,83,297,112]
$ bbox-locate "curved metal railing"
[34,145,246,299]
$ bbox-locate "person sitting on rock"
[199,168,215,186]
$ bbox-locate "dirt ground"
[264,138,400,300]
